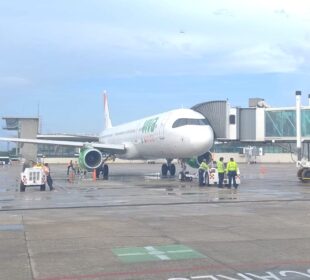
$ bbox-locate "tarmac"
[0,162,310,280]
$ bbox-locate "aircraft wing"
[0,137,125,154]
[37,134,100,142]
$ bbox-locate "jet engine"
[78,148,103,170]
[186,151,213,169]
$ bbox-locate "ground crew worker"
[226,157,238,189]
[198,159,209,186]
[74,161,80,175]
[179,160,187,181]
[216,157,225,188]
[67,160,75,175]
[43,163,54,191]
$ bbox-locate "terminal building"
[2,117,39,161]
[2,94,310,163]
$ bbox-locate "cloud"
[213,8,234,17]
[0,76,32,89]
[274,9,290,18]
[227,45,304,73]
[0,0,310,80]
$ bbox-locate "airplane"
[0,94,214,177]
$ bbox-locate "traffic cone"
[92,169,97,181]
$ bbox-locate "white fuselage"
[99,109,214,159]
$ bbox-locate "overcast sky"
[1,0,310,147]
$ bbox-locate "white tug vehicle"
[20,164,46,192]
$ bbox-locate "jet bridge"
[191,97,310,144]
[191,100,238,141]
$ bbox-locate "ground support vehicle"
[208,167,241,186]
[178,171,196,182]
[20,167,47,192]
[178,168,241,186]
[296,160,310,183]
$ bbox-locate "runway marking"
[5,198,310,212]
[144,246,171,260]
[0,224,24,231]
[35,261,310,280]
[113,244,206,263]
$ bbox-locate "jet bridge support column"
[296,91,302,161]
[295,91,310,183]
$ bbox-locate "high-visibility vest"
[226,161,238,172]
[199,161,209,171]
[217,161,225,173]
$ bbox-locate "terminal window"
[265,109,310,137]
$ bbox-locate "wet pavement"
[0,163,310,280]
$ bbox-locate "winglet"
[103,91,112,129]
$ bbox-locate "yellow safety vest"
[226,161,238,172]
[199,161,209,171]
[217,161,225,173]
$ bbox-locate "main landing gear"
[96,163,109,179]
[96,155,113,180]
[161,159,176,176]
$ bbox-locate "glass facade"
[213,142,292,154]
[265,109,310,137]
[38,144,78,157]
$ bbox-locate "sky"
[0,0,310,149]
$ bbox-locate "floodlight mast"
[296,91,302,161]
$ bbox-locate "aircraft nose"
[190,126,214,153]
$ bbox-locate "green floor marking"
[112,244,206,263]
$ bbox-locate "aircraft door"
[158,116,167,140]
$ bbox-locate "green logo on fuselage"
[142,117,159,133]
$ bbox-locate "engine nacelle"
[78,148,103,170]
[186,151,213,169]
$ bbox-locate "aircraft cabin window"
[172,118,210,128]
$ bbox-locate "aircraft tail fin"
[103,91,112,129]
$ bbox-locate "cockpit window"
[172,118,210,128]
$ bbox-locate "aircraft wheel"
[103,164,109,180]
[169,164,176,176]
[301,168,310,183]
[297,168,304,181]
[40,184,46,191]
[161,164,168,176]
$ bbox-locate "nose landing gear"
[161,160,176,176]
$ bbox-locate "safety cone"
[92,169,97,181]
[259,165,267,175]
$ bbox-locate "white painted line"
[167,249,193,254]
[156,254,170,260]
[144,246,171,260]
[117,252,146,256]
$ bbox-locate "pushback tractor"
[20,166,47,192]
